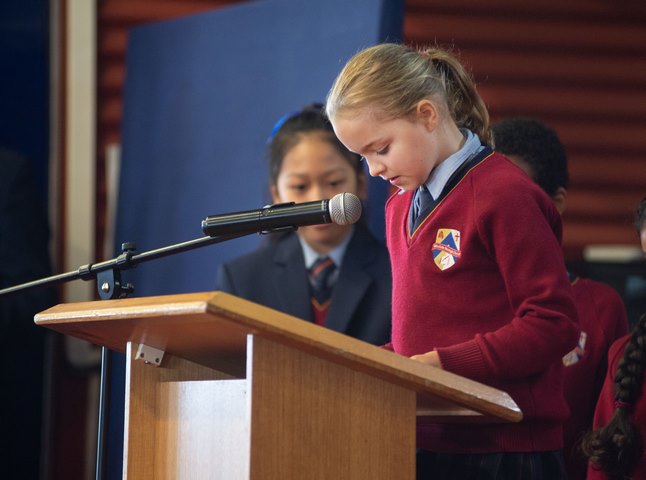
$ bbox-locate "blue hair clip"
[268,110,300,142]
[267,103,326,143]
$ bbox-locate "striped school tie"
[410,185,435,232]
[308,256,336,304]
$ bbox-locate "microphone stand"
[0,231,253,480]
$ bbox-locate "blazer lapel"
[273,234,312,322]
[326,227,375,334]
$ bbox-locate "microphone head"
[329,193,362,225]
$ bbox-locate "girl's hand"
[410,350,442,368]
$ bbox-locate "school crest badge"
[562,331,587,367]
[432,228,461,271]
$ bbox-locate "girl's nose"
[307,186,324,201]
[366,158,385,178]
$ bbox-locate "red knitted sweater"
[562,277,628,479]
[385,149,579,453]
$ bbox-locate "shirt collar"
[424,129,483,200]
[299,227,354,269]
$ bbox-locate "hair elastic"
[614,399,633,411]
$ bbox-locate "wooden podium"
[36,291,522,479]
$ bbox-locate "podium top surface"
[35,291,522,423]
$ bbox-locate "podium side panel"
[247,335,416,480]
[123,342,156,478]
[123,342,249,479]
[156,379,250,479]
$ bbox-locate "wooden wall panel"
[404,0,646,259]
[96,0,646,261]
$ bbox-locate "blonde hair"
[326,43,491,144]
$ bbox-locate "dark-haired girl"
[216,104,391,345]
[583,197,646,479]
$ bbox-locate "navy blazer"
[216,224,392,345]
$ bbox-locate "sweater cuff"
[435,341,488,380]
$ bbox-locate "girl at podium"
[326,43,579,479]
[216,103,391,345]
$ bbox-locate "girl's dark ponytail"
[581,313,646,478]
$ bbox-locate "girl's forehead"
[330,121,371,153]
[281,139,354,171]
[334,113,404,148]
[332,110,380,133]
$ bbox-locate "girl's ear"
[270,185,281,204]
[551,187,567,214]
[416,99,440,132]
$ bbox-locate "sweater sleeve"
[436,176,580,382]
[381,342,395,351]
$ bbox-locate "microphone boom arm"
[0,232,251,301]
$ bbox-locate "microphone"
[201,192,362,237]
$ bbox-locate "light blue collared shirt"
[298,227,353,285]
[424,129,484,200]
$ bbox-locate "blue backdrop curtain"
[115,0,402,296]
[108,0,402,477]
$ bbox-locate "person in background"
[0,148,57,479]
[326,43,579,479]
[581,197,646,480]
[491,117,629,480]
[216,104,391,345]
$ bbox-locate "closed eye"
[376,146,389,155]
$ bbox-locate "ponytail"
[581,313,646,479]
[425,48,491,144]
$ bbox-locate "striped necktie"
[410,185,435,232]
[308,256,336,304]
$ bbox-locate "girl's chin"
[312,223,333,230]
[299,227,350,252]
